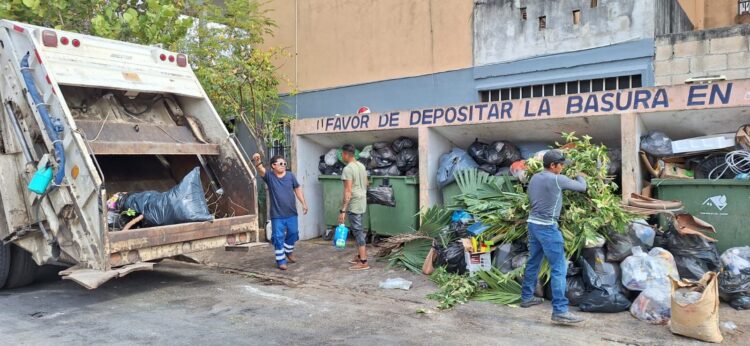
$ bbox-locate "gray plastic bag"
[121,167,213,226]
[437,148,479,188]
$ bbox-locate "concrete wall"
[473,0,656,66]
[655,25,750,86]
[263,0,474,94]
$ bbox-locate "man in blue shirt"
[521,150,587,324]
[252,153,308,270]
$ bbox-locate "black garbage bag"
[605,220,656,262]
[120,167,213,226]
[468,138,490,164]
[718,247,750,310]
[730,296,750,310]
[544,262,587,306]
[435,241,467,274]
[665,230,721,281]
[719,271,750,309]
[437,148,479,188]
[368,151,394,169]
[392,137,416,153]
[376,145,398,161]
[405,167,419,176]
[372,141,390,150]
[396,148,418,171]
[578,258,631,313]
[478,163,498,175]
[367,183,396,207]
[493,239,528,272]
[372,165,401,176]
[332,161,345,175]
[358,157,371,166]
[318,155,332,174]
[640,131,673,157]
[486,141,521,167]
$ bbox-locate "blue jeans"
[521,223,569,314]
[271,216,299,265]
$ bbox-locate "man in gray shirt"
[520,150,587,324]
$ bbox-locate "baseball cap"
[543,149,572,167]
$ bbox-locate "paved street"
[1,240,747,345]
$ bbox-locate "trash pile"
[437,138,621,188]
[639,127,750,184]
[318,137,418,176]
[106,167,213,230]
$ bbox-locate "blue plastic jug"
[333,224,349,249]
[28,166,53,195]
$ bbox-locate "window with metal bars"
[479,74,643,102]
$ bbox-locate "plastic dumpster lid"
[652,179,750,187]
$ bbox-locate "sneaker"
[552,312,584,324]
[286,253,297,263]
[520,297,544,308]
[348,262,370,271]
[277,263,288,271]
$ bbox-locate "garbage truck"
[0,20,259,289]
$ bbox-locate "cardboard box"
[659,162,694,179]
[465,251,492,275]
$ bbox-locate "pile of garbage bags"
[437,139,622,187]
[318,137,418,177]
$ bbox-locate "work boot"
[552,312,584,324]
[286,253,297,263]
[520,297,544,308]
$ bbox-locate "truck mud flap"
[60,262,154,290]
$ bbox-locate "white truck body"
[0,20,259,289]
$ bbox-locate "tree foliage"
[1,0,288,155]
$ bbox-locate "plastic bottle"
[333,224,349,249]
[28,166,53,195]
[265,220,272,243]
[379,278,412,290]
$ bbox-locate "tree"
[185,0,290,161]
[0,0,192,49]
[1,0,288,159]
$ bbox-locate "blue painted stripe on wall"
[287,39,656,119]
[475,57,655,90]
[283,68,477,119]
[473,39,656,80]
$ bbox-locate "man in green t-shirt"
[338,144,370,271]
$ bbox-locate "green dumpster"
[369,176,419,236]
[654,179,750,253]
[441,175,518,206]
[318,175,369,230]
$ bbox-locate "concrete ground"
[1,240,747,345]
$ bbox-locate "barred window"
[479,74,643,102]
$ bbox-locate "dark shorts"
[348,212,366,246]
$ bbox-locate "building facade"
[264,0,744,118]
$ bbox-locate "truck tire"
[0,243,10,288]
[5,244,38,289]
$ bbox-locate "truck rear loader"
[0,20,259,289]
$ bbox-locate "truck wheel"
[0,243,10,288]
[5,244,38,289]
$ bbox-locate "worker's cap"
[543,149,572,166]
